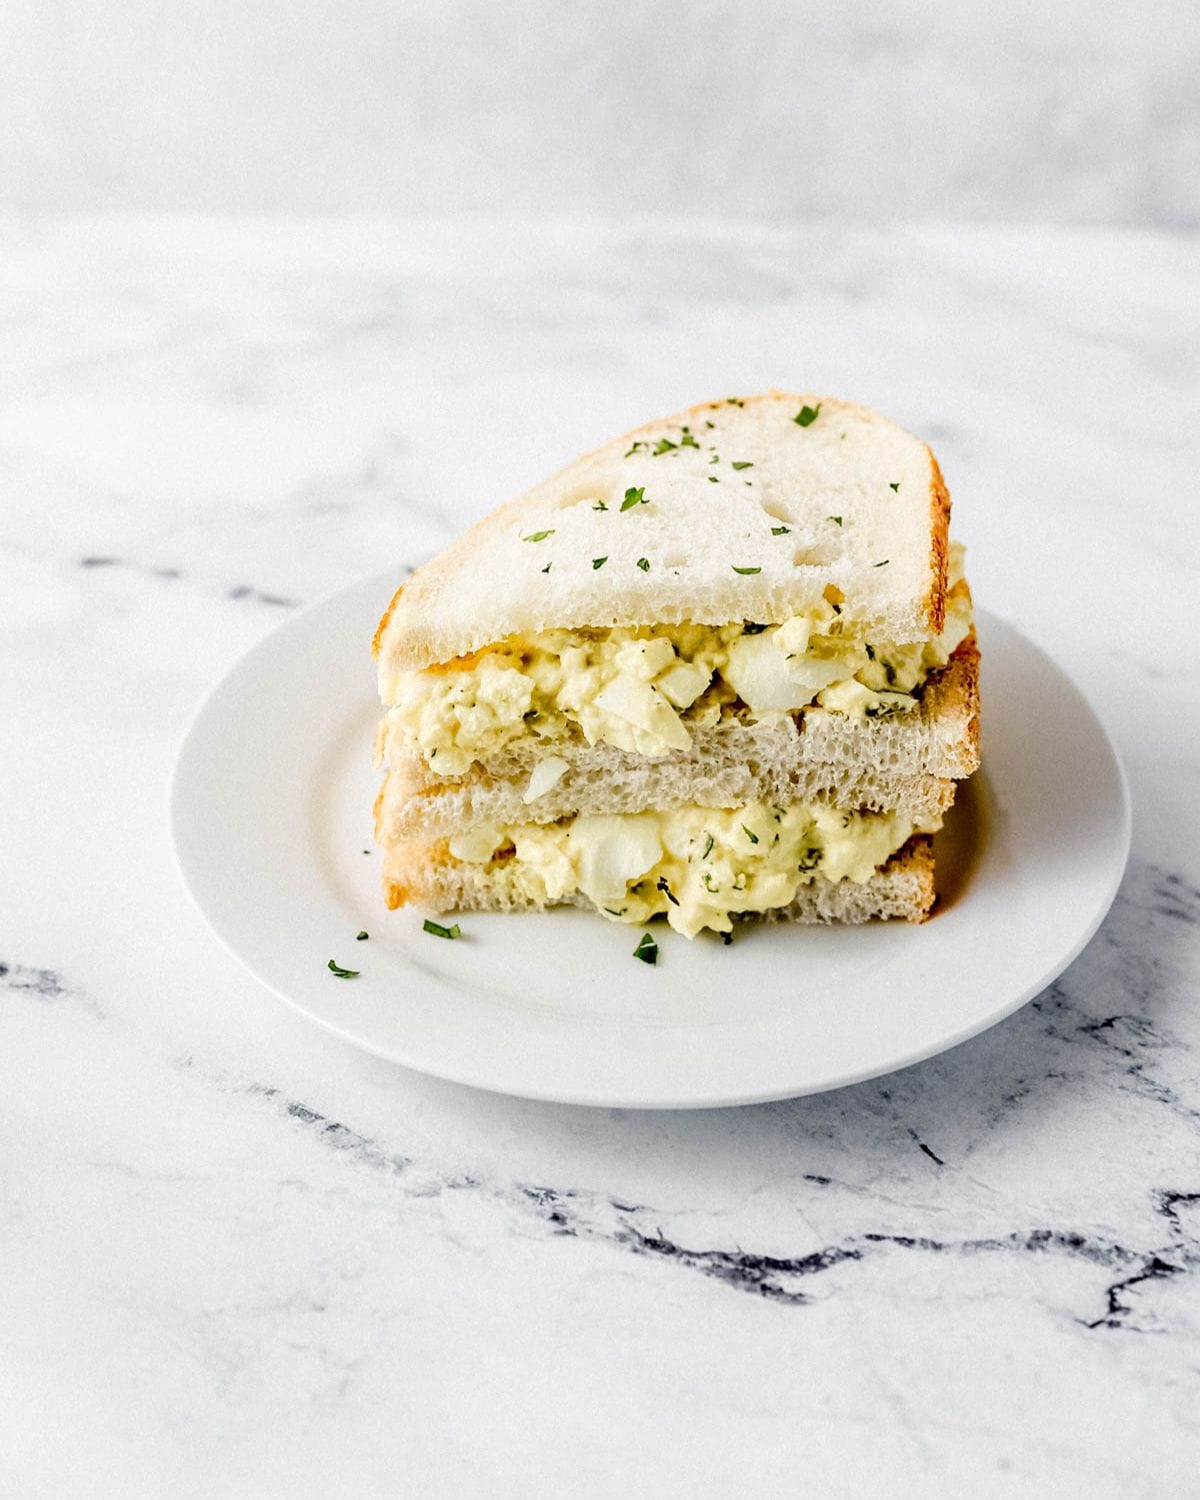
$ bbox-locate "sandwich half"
[373,393,979,938]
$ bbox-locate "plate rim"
[169,573,1132,1109]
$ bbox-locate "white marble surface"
[3,1,1199,226]
[3,216,1200,1497]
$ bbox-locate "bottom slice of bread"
[382,835,935,927]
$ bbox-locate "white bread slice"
[378,762,956,844]
[381,835,936,925]
[377,634,978,841]
[373,393,950,676]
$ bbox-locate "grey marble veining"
[3,216,1200,1497]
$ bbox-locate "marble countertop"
[3,216,1199,1497]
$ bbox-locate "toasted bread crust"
[925,451,951,635]
[371,583,405,661]
[955,627,981,770]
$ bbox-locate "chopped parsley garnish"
[731,460,753,471]
[327,958,360,978]
[708,476,719,483]
[633,932,658,965]
[679,429,700,449]
[828,515,842,526]
[636,557,650,572]
[624,441,648,457]
[889,482,900,492]
[709,453,720,464]
[422,919,461,940]
[771,525,790,535]
[742,622,767,634]
[541,563,551,573]
[702,832,715,859]
[793,404,821,427]
[704,420,715,429]
[356,931,368,940]
[702,872,719,893]
[621,486,646,510]
[603,906,627,917]
[656,876,680,907]
[652,438,677,455]
[726,397,745,407]
[742,824,759,844]
[732,565,761,575]
[523,529,555,543]
[592,556,607,569]
[593,500,608,511]
[874,559,889,567]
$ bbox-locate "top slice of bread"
[374,392,950,676]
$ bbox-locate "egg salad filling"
[448,799,940,938]
[384,549,971,777]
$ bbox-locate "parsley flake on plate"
[633,932,658,965]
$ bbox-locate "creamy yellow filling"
[448,800,940,938]
[384,548,971,776]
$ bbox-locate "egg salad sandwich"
[372,393,979,939]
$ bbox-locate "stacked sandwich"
[372,394,979,938]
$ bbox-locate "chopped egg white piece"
[522,756,569,803]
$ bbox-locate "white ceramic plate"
[171,573,1130,1108]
